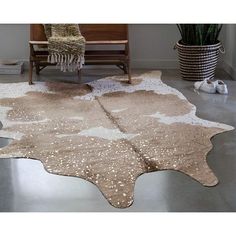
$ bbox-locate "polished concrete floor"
[0,68,235,212]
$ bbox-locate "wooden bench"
[29,24,131,85]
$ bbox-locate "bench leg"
[127,60,132,84]
[35,63,40,75]
[123,64,128,74]
[29,61,33,85]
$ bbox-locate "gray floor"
[0,68,235,212]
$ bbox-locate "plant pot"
[174,40,224,81]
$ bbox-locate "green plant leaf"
[176,24,223,45]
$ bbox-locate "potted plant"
[175,24,224,81]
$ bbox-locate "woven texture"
[44,24,86,72]
[175,41,222,81]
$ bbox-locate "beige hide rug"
[0,71,234,208]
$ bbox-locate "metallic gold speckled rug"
[0,71,234,208]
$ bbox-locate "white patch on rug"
[148,107,234,131]
[111,108,127,113]
[68,116,84,121]
[56,126,138,141]
[0,152,24,158]
[74,71,186,101]
[0,82,54,99]
[0,130,23,140]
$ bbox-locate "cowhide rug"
[0,71,234,208]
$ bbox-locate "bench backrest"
[30,24,128,41]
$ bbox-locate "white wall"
[0,24,29,60]
[129,24,179,68]
[222,24,236,80]
[0,24,180,69]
